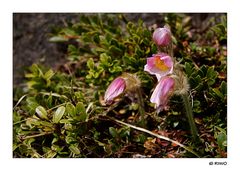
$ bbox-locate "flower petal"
[150,76,175,112]
[104,77,126,105]
[144,53,173,80]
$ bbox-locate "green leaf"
[129,103,139,111]
[25,73,35,78]
[185,62,193,77]
[74,92,84,101]
[87,58,95,70]
[100,53,111,66]
[215,126,226,134]
[109,46,123,56]
[94,47,106,53]
[75,102,87,122]
[26,117,40,127]
[59,119,72,124]
[110,39,119,47]
[109,65,122,73]
[220,81,227,95]
[44,69,54,80]
[198,65,207,77]
[190,75,202,89]
[207,78,216,86]
[93,34,100,44]
[212,88,224,99]
[217,133,227,150]
[53,106,66,123]
[193,100,202,113]
[109,127,118,138]
[173,122,179,128]
[35,106,48,120]
[46,94,53,108]
[66,103,76,117]
[93,68,103,79]
[52,138,58,144]
[26,97,39,114]
[62,28,77,36]
[65,135,77,144]
[39,121,53,128]
[134,134,147,143]
[135,46,144,57]
[119,127,130,138]
[69,145,80,155]
[206,66,217,79]
[68,44,79,56]
[45,150,57,158]
[49,36,68,42]
[30,64,42,76]
[93,131,101,140]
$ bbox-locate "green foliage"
[25,64,55,91]
[13,13,227,158]
[210,15,227,42]
[50,14,155,87]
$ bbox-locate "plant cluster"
[13,14,227,158]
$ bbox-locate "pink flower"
[152,26,172,47]
[104,77,126,105]
[144,53,173,81]
[150,76,175,113]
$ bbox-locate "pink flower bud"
[104,77,126,105]
[152,26,172,47]
[150,76,175,113]
[144,53,173,81]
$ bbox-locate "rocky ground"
[13,13,79,86]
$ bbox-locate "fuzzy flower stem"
[136,87,146,127]
[168,41,174,58]
[181,93,199,143]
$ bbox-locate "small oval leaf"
[109,127,118,138]
[66,103,76,117]
[49,36,68,42]
[53,106,66,123]
[35,106,48,120]
[75,102,87,122]
[44,69,55,80]
[69,145,80,155]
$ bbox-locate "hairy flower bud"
[150,76,175,113]
[152,26,172,47]
[144,53,173,81]
[104,77,126,105]
[104,73,142,105]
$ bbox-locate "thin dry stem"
[105,116,200,157]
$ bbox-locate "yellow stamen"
[155,57,169,71]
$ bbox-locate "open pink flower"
[150,76,175,113]
[104,77,126,105]
[152,26,172,47]
[144,53,173,81]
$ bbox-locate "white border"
[1,0,239,171]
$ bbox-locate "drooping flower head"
[144,53,173,81]
[104,77,126,105]
[150,76,175,113]
[152,26,172,47]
